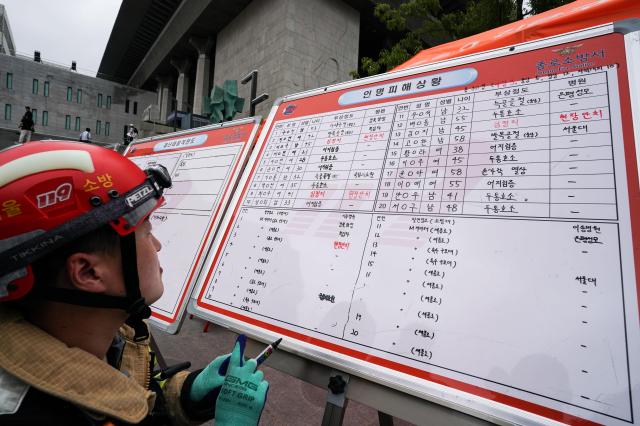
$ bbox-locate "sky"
[2,0,122,76]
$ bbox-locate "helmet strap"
[40,233,151,320]
[41,287,135,310]
[120,233,151,322]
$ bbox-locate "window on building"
[96,120,102,135]
[42,111,48,126]
[77,89,82,104]
[4,104,11,120]
[32,79,39,95]
[31,109,37,124]
[44,81,50,97]
[65,115,71,129]
[133,101,138,115]
[6,73,13,89]
[105,121,110,136]
[125,100,130,113]
[75,117,81,131]
[97,93,103,107]
[106,96,112,109]
[67,87,73,102]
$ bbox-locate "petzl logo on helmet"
[36,183,73,209]
[126,185,153,207]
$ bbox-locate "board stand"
[243,337,499,426]
[378,411,394,426]
[149,333,167,369]
[322,371,350,426]
[322,372,394,426]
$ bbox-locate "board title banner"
[337,68,478,106]
[192,32,640,425]
[153,134,208,152]
[126,119,259,332]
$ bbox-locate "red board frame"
[127,121,257,326]
[196,33,638,424]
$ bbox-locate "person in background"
[79,127,92,143]
[0,142,269,425]
[17,106,34,144]
[125,123,139,145]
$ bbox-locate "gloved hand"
[215,336,269,426]
[189,354,229,402]
[189,335,246,402]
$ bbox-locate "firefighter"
[0,141,268,425]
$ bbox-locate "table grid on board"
[244,69,616,221]
[132,144,241,213]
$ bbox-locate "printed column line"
[372,104,402,212]
[462,92,475,215]
[548,78,552,218]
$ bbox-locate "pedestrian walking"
[79,127,92,143]
[125,123,139,145]
[18,106,34,143]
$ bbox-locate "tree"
[355,0,459,77]
[527,0,573,16]
[355,0,573,77]
[445,0,515,38]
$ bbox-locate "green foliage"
[351,0,451,78]
[358,32,424,77]
[355,0,574,77]
[528,0,573,15]
[447,0,516,39]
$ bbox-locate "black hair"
[31,225,120,288]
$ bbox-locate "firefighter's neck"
[27,301,128,359]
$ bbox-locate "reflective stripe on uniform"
[0,367,29,415]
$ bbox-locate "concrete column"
[170,58,191,112]
[189,36,214,115]
[156,78,164,106]
[156,76,174,123]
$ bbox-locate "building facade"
[0,53,156,146]
[212,0,359,118]
[99,0,367,125]
[0,4,15,56]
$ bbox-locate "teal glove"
[215,336,269,426]
[189,334,246,402]
[189,352,229,402]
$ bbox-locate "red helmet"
[0,141,171,310]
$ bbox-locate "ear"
[65,252,119,294]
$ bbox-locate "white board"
[126,117,261,333]
[190,24,640,425]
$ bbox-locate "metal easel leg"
[378,411,394,426]
[149,333,167,369]
[321,372,350,426]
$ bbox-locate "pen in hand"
[216,336,282,375]
[254,337,282,366]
